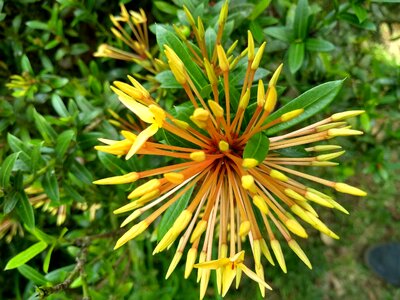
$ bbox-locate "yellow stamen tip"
[241,175,257,192]
[335,183,367,196]
[242,158,259,169]
[271,240,287,273]
[327,128,364,137]
[185,248,198,278]
[316,150,345,161]
[217,45,230,72]
[284,188,306,202]
[251,42,266,70]
[264,85,277,113]
[281,109,304,122]
[239,88,251,109]
[93,172,139,185]
[253,195,269,215]
[218,140,230,152]
[288,240,312,269]
[192,108,210,122]
[190,220,207,243]
[239,220,251,237]
[285,219,308,238]
[269,63,283,87]
[270,169,288,182]
[190,151,206,162]
[114,221,148,249]
[128,179,161,199]
[331,110,365,121]
[208,100,224,118]
[305,191,334,208]
[257,80,265,107]
[164,172,185,184]
[166,250,183,279]
[306,145,342,152]
[247,30,255,60]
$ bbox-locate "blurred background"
[0,0,399,299]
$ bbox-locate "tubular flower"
[95,2,367,298]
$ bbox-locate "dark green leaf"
[70,161,92,184]
[18,264,48,285]
[156,25,208,93]
[33,109,57,144]
[288,42,305,73]
[21,55,34,74]
[154,1,178,15]
[305,38,335,52]
[0,151,20,188]
[43,244,55,273]
[158,185,194,240]
[55,130,75,160]
[243,132,270,163]
[293,0,309,39]
[249,0,272,20]
[5,241,47,270]
[205,27,216,60]
[98,152,128,175]
[352,3,368,23]
[41,170,60,202]
[265,80,344,135]
[155,71,181,89]
[3,191,20,214]
[26,20,48,30]
[15,191,35,229]
[264,26,292,43]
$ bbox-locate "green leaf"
[43,244,55,273]
[293,0,309,39]
[157,185,195,241]
[155,25,208,93]
[26,20,49,30]
[41,170,60,202]
[249,0,272,20]
[155,71,181,89]
[305,38,335,52]
[51,94,70,117]
[55,130,75,160]
[18,264,48,285]
[0,151,20,188]
[98,152,128,175]
[33,109,57,144]
[264,26,292,43]
[352,3,368,23]
[205,27,216,60]
[21,55,34,74]
[5,241,47,270]
[70,161,92,184]
[243,132,270,163]
[154,1,178,15]
[288,42,305,73]
[15,191,35,229]
[265,80,345,135]
[3,191,20,214]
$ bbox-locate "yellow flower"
[94,2,367,298]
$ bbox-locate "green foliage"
[1,0,399,299]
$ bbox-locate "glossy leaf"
[18,264,48,285]
[0,151,20,188]
[293,0,309,39]
[264,26,292,43]
[305,38,335,52]
[15,191,35,229]
[288,42,305,73]
[243,132,270,163]
[156,24,208,93]
[41,170,60,202]
[55,129,75,160]
[33,109,57,144]
[158,186,195,241]
[5,241,47,270]
[265,80,344,135]
[249,0,272,20]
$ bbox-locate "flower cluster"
[95,2,366,298]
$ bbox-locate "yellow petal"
[238,263,273,290]
[194,257,230,269]
[271,239,287,273]
[222,264,237,296]
[126,124,159,159]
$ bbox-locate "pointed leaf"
[305,38,335,52]
[18,264,48,285]
[41,170,59,202]
[288,42,305,73]
[265,80,344,135]
[0,152,20,188]
[55,130,75,160]
[293,0,309,39]
[15,191,35,229]
[5,241,48,270]
[243,132,270,163]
